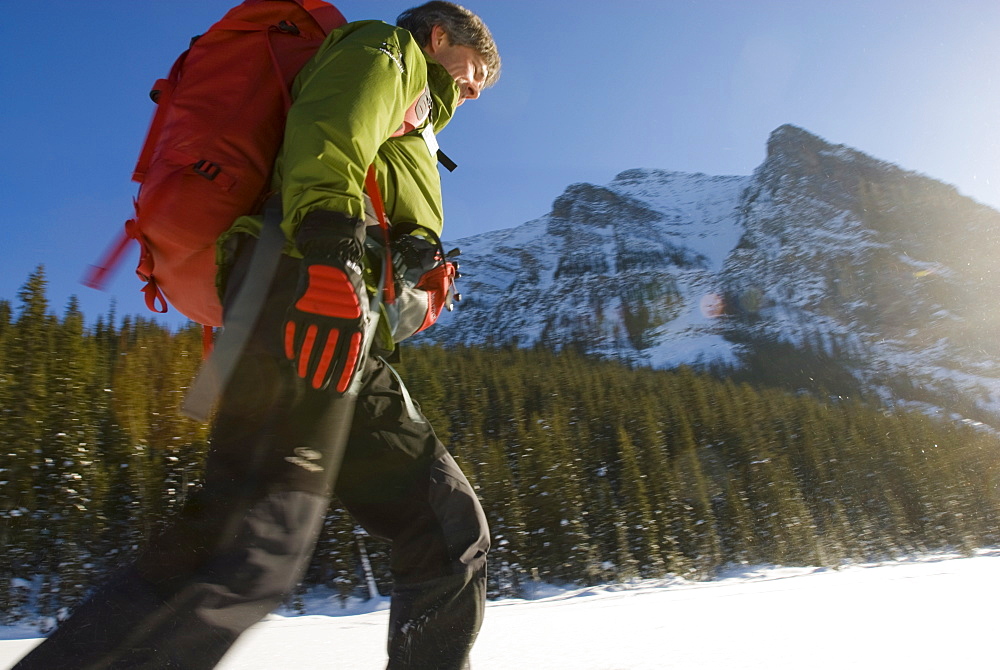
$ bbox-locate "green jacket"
[220,19,462,255]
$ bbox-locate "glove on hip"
[284,212,368,393]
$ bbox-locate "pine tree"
[36,297,107,618]
[1,268,53,621]
[521,416,600,584]
[305,503,362,606]
[615,426,665,577]
[670,414,722,577]
[636,427,684,574]
[479,442,529,598]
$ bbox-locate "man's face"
[425,26,489,106]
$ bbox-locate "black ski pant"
[14,248,490,670]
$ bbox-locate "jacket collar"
[424,56,460,133]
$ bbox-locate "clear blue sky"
[3,1,999,328]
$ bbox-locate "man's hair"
[397,2,501,88]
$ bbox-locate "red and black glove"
[391,226,462,334]
[284,213,368,393]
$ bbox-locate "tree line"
[3,267,999,628]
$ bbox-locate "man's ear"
[427,24,449,54]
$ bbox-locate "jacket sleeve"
[277,22,428,243]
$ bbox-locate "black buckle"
[277,20,300,35]
[193,159,221,181]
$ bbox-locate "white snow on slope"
[608,170,750,271]
[2,549,997,669]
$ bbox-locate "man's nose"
[463,81,481,101]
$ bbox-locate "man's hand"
[284,214,368,393]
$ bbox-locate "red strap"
[201,325,215,359]
[83,226,133,290]
[264,28,294,111]
[133,79,172,182]
[365,165,395,305]
[141,277,169,314]
[133,51,187,183]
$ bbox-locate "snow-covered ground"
[2,549,997,669]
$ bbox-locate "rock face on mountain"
[420,125,1000,422]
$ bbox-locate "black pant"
[14,249,489,670]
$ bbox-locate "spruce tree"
[36,297,106,619]
[2,267,53,620]
[305,503,362,606]
[479,441,529,598]
[670,414,722,577]
[634,420,684,574]
[615,426,665,577]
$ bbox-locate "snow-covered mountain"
[422,125,1000,423]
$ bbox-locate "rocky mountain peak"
[766,124,825,158]
[424,126,1000,425]
[550,182,661,228]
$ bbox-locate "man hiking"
[14,2,500,668]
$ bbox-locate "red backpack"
[85,0,347,327]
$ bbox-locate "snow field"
[2,549,996,669]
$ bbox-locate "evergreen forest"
[3,268,1000,629]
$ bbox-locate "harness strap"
[365,165,396,305]
[378,356,427,425]
[181,195,287,422]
